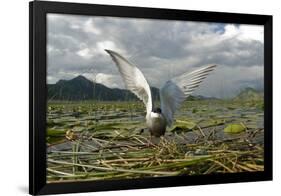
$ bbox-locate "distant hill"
[47,75,221,101]
[234,87,263,101]
[47,75,160,101]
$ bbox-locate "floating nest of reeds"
[47,127,264,183]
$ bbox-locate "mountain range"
[234,87,263,101]
[47,75,263,101]
[48,75,160,101]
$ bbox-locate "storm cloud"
[47,14,264,98]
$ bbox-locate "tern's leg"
[146,134,153,147]
[146,132,157,147]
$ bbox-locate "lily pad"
[198,118,225,128]
[175,120,196,129]
[47,129,66,136]
[47,129,66,144]
[170,125,193,133]
[224,123,246,134]
[171,120,196,133]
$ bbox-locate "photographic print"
[46,14,265,183]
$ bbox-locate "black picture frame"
[29,1,273,195]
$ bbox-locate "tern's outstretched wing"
[105,50,152,117]
[160,64,216,126]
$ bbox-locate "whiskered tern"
[105,49,216,137]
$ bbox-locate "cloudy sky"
[47,13,264,98]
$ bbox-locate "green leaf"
[224,124,246,134]
[47,129,66,136]
[170,120,196,133]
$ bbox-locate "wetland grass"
[47,99,264,183]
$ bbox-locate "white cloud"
[76,48,91,58]
[223,24,263,43]
[77,40,123,59]
[96,40,127,55]
[95,73,121,89]
[195,64,264,98]
[239,25,264,42]
[83,19,101,35]
[47,76,56,84]
[47,14,264,98]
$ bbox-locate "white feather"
[160,64,216,127]
[150,112,161,118]
[105,50,153,118]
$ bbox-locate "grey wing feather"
[160,64,217,126]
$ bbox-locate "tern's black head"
[152,107,162,113]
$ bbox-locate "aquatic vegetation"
[47,99,264,183]
[224,123,246,134]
